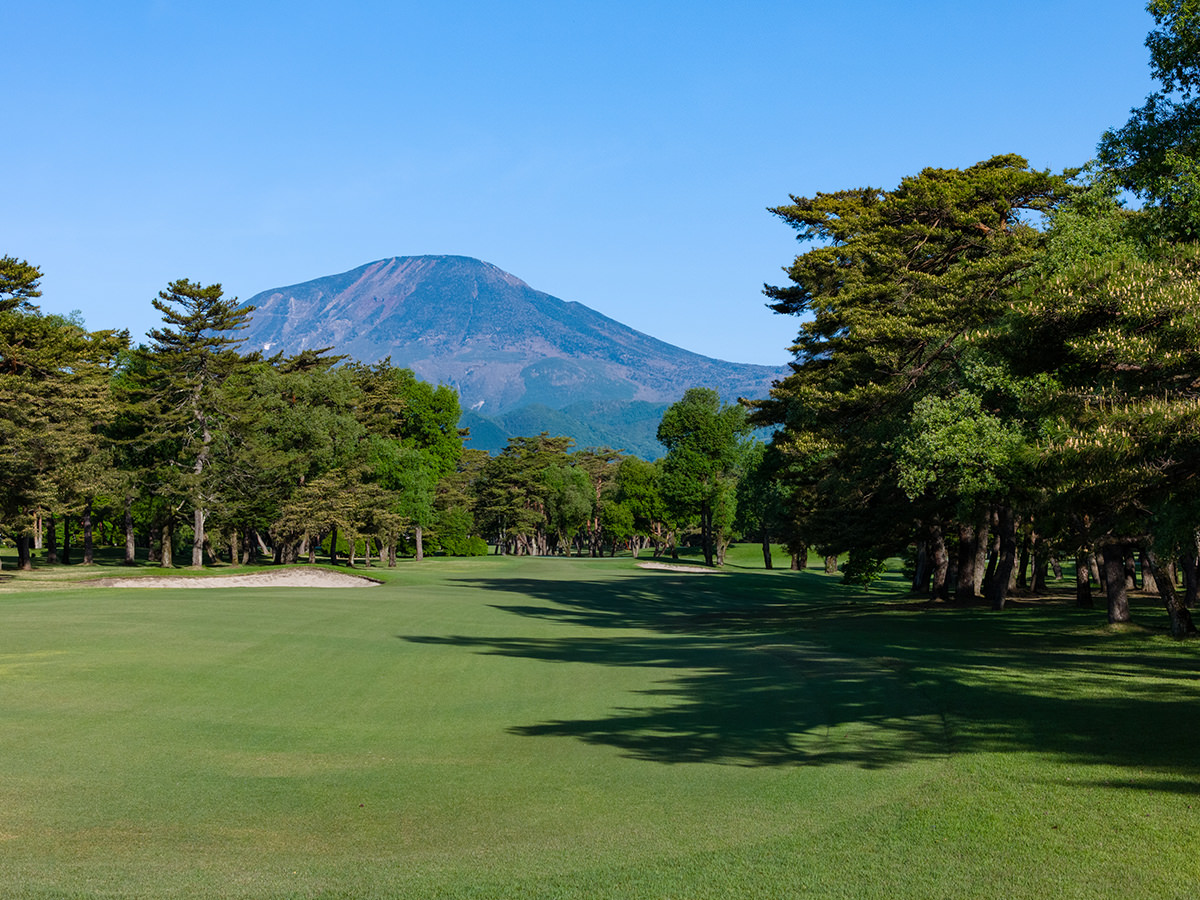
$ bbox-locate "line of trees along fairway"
[13,4,1200,632]
[0,264,479,570]
[751,1,1200,636]
[0,255,774,569]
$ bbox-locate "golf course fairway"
[1,552,1197,898]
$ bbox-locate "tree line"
[749,0,1200,635]
[8,4,1196,641]
[0,266,768,569]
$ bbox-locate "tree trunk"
[1124,550,1137,591]
[790,553,800,571]
[1031,537,1048,594]
[124,495,136,565]
[1101,541,1131,624]
[34,514,43,550]
[983,530,1000,591]
[929,525,949,601]
[62,515,72,565]
[1139,551,1158,594]
[46,515,59,565]
[82,500,95,565]
[161,519,174,568]
[1088,552,1102,589]
[17,533,32,570]
[148,521,161,563]
[955,521,976,602]
[761,529,773,569]
[1180,552,1199,608]
[987,506,1017,610]
[1016,536,1030,590]
[192,506,206,568]
[1075,550,1093,607]
[973,516,990,597]
[1143,548,1197,638]
[329,524,339,565]
[415,525,424,562]
[700,506,714,566]
[824,554,838,575]
[912,538,930,593]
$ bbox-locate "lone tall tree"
[657,388,749,566]
[140,279,253,567]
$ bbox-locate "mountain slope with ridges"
[241,256,788,423]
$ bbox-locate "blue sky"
[4,1,1157,366]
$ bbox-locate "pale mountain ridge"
[240,255,788,454]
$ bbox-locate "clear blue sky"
[4,1,1157,366]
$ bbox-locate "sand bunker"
[636,561,720,574]
[91,569,381,589]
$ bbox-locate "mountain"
[240,256,789,455]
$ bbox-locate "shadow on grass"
[401,567,1200,776]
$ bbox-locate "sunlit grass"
[0,549,1197,897]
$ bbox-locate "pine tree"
[136,279,253,567]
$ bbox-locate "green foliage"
[599,499,635,544]
[0,255,43,313]
[1037,165,1142,271]
[839,549,888,586]
[1000,243,1200,539]
[1098,1,1200,240]
[754,156,1069,565]
[613,456,665,533]
[895,391,1026,512]
[734,440,787,541]
[349,359,463,477]
[657,388,750,565]
[0,291,128,559]
[542,462,593,549]
[435,506,486,555]
[475,434,576,554]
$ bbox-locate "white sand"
[635,561,719,574]
[91,568,381,589]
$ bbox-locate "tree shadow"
[400,568,1200,775]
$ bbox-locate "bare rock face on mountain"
[240,256,788,455]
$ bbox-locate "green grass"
[1,550,1198,898]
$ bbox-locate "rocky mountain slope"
[240,256,788,455]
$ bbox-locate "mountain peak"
[240,257,787,452]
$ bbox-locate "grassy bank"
[0,552,1197,898]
